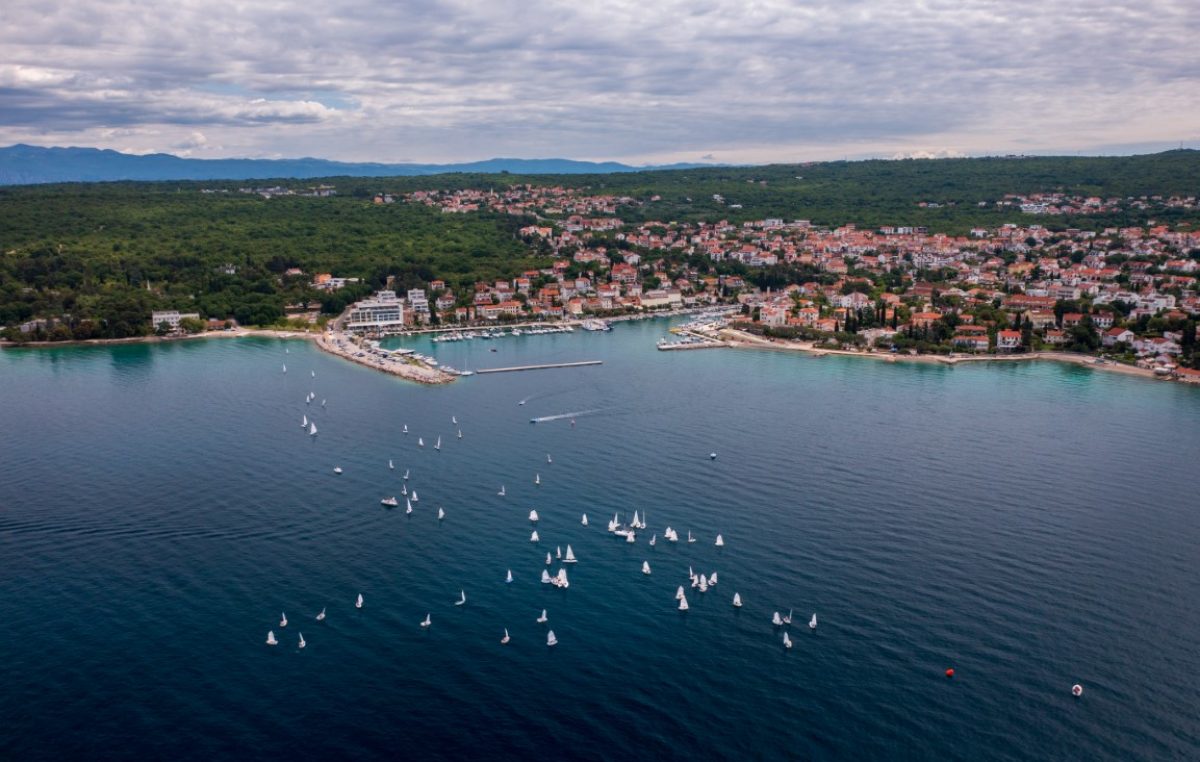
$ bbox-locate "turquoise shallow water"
[2,320,1199,760]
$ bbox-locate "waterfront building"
[150,310,200,332]
[347,291,405,332]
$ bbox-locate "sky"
[1,0,1197,165]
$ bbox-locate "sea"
[2,317,1198,761]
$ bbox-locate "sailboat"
[546,453,552,464]
[631,510,641,529]
[285,347,288,354]
[555,568,569,588]
[498,485,506,497]
[282,364,287,374]
[687,530,696,544]
[501,628,510,644]
[732,593,742,608]
[530,530,540,542]
[626,532,635,543]
[581,514,588,526]
[506,569,513,584]
[403,424,408,434]
[420,614,431,628]
[418,437,424,447]
[401,484,407,495]
[783,610,793,625]
[783,632,793,649]
[536,609,548,623]
[529,510,539,522]
[356,594,363,609]
[563,545,577,563]
[316,607,326,621]
[451,415,457,425]
[309,422,318,436]
[678,594,689,611]
[642,561,651,575]
[546,630,557,646]
[403,469,410,480]
[715,534,725,547]
[333,466,343,474]
[389,459,394,470]
[437,506,445,520]
[698,575,708,593]
[772,611,783,626]
[555,546,562,559]
[541,569,552,584]
[534,473,540,485]
[809,613,817,630]
[545,551,552,565]
[455,590,466,606]
[675,585,685,601]
[434,436,441,451]
[405,498,413,515]
[302,414,308,428]
[321,399,326,407]
[411,491,418,502]
[279,612,288,627]
[649,534,657,546]
[708,573,718,586]
[298,633,306,649]
[311,370,316,378]
[266,630,278,646]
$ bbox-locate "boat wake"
[529,408,602,423]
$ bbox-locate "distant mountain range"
[0,144,713,185]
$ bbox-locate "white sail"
[675,585,685,601]
[309,422,317,436]
[298,633,306,649]
[649,534,657,546]
[282,364,287,373]
[547,453,552,463]
[455,590,466,606]
[545,552,552,565]
[783,632,793,649]
[698,576,708,593]
[266,630,278,645]
[403,424,408,434]
[678,595,689,611]
[546,630,557,646]
[421,614,431,628]
[411,491,418,502]
[534,473,540,485]
[708,573,718,586]
[783,610,793,625]
[809,614,817,630]
[280,612,288,627]
[642,561,651,575]
[529,510,539,522]
[732,593,742,608]
[632,510,640,528]
[556,568,569,588]
[537,609,548,623]
[302,414,308,427]
[687,530,696,544]
[437,507,445,520]
[772,611,783,626]
[403,469,410,480]
[316,607,326,621]
[715,534,725,547]
[564,545,577,563]
[555,545,562,559]
[506,569,514,583]
[356,594,363,609]
[541,569,552,584]
[501,628,510,644]
[435,436,441,450]
[389,459,394,470]
[626,532,635,543]
[418,437,424,447]
[498,485,506,496]
[530,530,540,542]
[581,513,588,526]
[285,348,289,354]
[321,399,326,407]
[311,370,316,378]
[452,416,457,424]
[457,430,462,439]
[406,498,413,514]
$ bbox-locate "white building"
[151,310,200,331]
[407,289,430,314]
[347,291,405,332]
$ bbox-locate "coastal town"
[312,184,1200,382]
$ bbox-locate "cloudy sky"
[1,0,1197,164]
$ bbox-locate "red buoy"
[945,668,955,678]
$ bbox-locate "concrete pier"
[475,360,603,374]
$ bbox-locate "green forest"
[2,151,1198,340]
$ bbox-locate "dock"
[475,360,603,374]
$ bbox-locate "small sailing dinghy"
[302,414,308,428]
[403,424,408,434]
[529,510,539,523]
[555,546,562,559]
[418,437,424,447]
[501,628,510,644]
[642,561,651,575]
[563,545,577,563]
[455,590,466,606]
[783,610,793,625]
[536,609,548,623]
[405,498,413,515]
[420,614,431,628]
[401,484,407,495]
[649,534,657,546]
[498,485,506,497]
[732,593,742,608]
[546,630,557,647]
[282,364,287,374]
[581,514,588,526]
[698,576,708,593]
[333,467,343,474]
[506,569,513,584]
[311,370,316,378]
[266,630,278,646]
[316,607,326,621]
[411,491,419,503]
[451,415,457,425]
[715,534,725,547]
[309,422,318,436]
[534,473,540,486]
[772,611,783,626]
[389,459,394,470]
[403,469,410,480]
[687,530,696,544]
[555,568,569,589]
[809,614,817,630]
[530,530,540,542]
[457,430,462,439]
[434,436,441,451]
[545,552,553,565]
[298,633,306,649]
[541,569,552,584]
[356,593,363,609]
[678,595,689,611]
[437,506,445,520]
[783,632,793,649]
[280,613,288,628]
[675,585,685,601]
[708,573,718,586]
[546,453,552,464]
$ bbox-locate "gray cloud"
[0,0,1197,162]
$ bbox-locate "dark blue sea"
[2,318,1199,760]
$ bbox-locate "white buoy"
[1072,684,1083,697]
